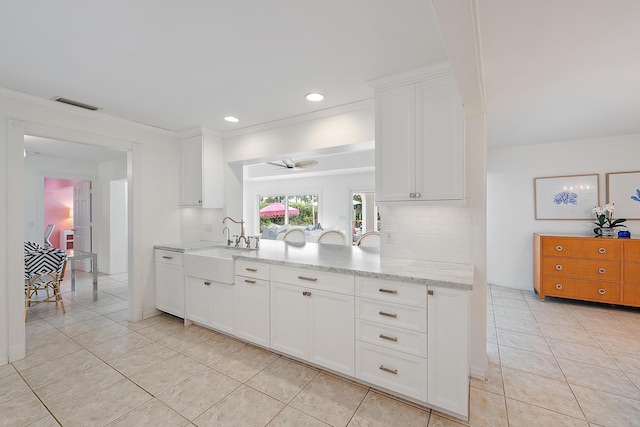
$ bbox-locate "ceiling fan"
[267,159,318,170]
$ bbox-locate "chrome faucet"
[222,226,232,246]
[222,216,250,247]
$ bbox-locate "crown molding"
[0,86,175,137]
[366,61,453,91]
[221,98,374,139]
[177,126,222,140]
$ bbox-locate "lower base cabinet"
[185,275,235,334]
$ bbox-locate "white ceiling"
[478,0,640,147]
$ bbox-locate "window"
[259,194,319,231]
[351,192,380,243]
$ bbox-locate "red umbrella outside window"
[259,202,300,219]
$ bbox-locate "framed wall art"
[606,171,640,220]
[534,174,599,220]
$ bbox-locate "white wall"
[108,180,128,274]
[487,133,640,289]
[244,170,375,236]
[99,158,128,274]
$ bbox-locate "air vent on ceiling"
[53,97,100,111]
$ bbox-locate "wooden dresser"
[534,234,640,307]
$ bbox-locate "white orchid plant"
[592,203,627,236]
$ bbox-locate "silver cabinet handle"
[162,255,173,259]
[556,284,563,290]
[599,247,606,254]
[555,245,563,252]
[298,276,318,282]
[204,281,211,286]
[427,290,434,296]
[246,267,258,272]
[409,192,415,198]
[598,268,606,274]
[379,288,397,294]
[599,288,606,295]
[555,265,563,271]
[379,334,398,342]
[302,291,312,297]
[245,279,256,284]
[379,311,397,318]
[415,192,421,198]
[379,365,398,375]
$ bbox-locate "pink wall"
[44,178,79,249]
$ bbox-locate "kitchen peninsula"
[154,240,473,420]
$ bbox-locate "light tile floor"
[3,274,640,426]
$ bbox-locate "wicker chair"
[24,247,67,321]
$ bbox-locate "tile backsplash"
[379,205,472,264]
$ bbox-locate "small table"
[65,249,98,301]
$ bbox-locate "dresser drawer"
[624,262,640,284]
[356,319,427,357]
[543,277,620,303]
[270,265,354,295]
[624,240,640,262]
[235,260,270,280]
[155,250,183,266]
[542,257,620,281]
[355,277,426,308]
[356,297,426,333]
[623,283,640,305]
[355,341,427,402]
[542,238,621,260]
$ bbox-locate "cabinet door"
[375,85,416,202]
[180,136,203,206]
[415,78,464,200]
[309,289,355,376]
[155,262,185,318]
[210,282,235,334]
[185,276,212,326]
[235,276,270,347]
[427,287,469,419]
[270,282,308,360]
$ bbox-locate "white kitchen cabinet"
[179,127,224,208]
[270,267,355,376]
[185,275,235,333]
[155,250,185,318]
[234,260,271,347]
[374,73,463,203]
[427,286,469,419]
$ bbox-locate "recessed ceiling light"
[224,116,239,123]
[305,92,324,102]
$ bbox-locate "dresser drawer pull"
[555,265,563,271]
[379,311,397,318]
[598,247,606,254]
[245,267,258,272]
[599,288,606,295]
[245,279,256,284]
[379,365,398,375]
[556,284,563,290]
[162,255,174,260]
[298,276,318,282]
[204,281,211,286]
[379,334,398,342]
[379,288,398,294]
[555,245,563,252]
[598,268,606,274]
[302,291,312,297]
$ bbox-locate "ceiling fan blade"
[294,160,318,169]
[267,161,287,168]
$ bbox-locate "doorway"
[349,190,379,244]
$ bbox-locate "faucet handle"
[254,236,260,249]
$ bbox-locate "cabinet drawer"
[542,257,620,281]
[624,262,640,284]
[542,238,621,260]
[235,260,270,280]
[623,283,640,305]
[543,277,620,303]
[271,265,354,295]
[355,341,428,402]
[356,319,427,357]
[155,250,183,266]
[356,297,426,332]
[355,277,426,308]
[624,241,640,262]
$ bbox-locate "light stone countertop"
[155,241,221,253]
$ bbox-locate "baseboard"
[9,342,26,363]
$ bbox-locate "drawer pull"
[555,245,563,252]
[302,291,312,297]
[204,281,211,286]
[379,288,398,294]
[427,290,434,296]
[555,265,563,271]
[246,267,258,272]
[599,288,606,295]
[162,255,173,260]
[556,284,563,290]
[298,276,318,282]
[379,334,398,342]
[379,311,397,318]
[245,279,256,284]
[379,365,398,375]
[598,247,606,254]
[598,268,606,274]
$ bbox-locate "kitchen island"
[155,240,473,420]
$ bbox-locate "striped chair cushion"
[24,248,67,280]
[24,241,42,254]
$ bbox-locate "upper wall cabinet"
[371,66,464,203]
[179,128,224,208]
